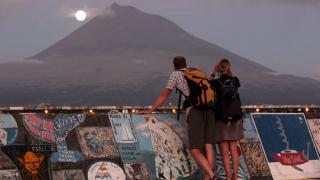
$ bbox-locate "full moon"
[75,10,87,21]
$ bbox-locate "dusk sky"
[1,0,319,80]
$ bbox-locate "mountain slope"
[0,3,319,106]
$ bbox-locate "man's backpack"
[218,77,242,122]
[177,68,215,115]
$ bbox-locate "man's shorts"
[187,108,216,149]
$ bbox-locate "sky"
[0,0,320,80]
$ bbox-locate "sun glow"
[75,10,87,21]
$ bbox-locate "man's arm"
[142,88,171,114]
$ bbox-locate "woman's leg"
[219,141,231,180]
[190,148,214,180]
[229,141,240,180]
[205,143,219,180]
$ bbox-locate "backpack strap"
[176,88,188,121]
[177,89,182,121]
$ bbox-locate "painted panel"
[252,113,320,179]
[1,144,51,180]
[109,112,149,179]
[76,126,120,159]
[132,114,198,180]
[241,142,271,177]
[87,161,126,180]
[109,113,137,144]
[23,114,55,143]
[0,114,18,145]
[307,119,320,155]
[51,113,85,163]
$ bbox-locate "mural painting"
[76,126,120,159]
[0,114,18,146]
[51,113,85,163]
[23,114,55,143]
[0,169,20,180]
[87,161,126,180]
[214,143,250,180]
[0,115,18,169]
[132,114,198,180]
[241,142,272,178]
[109,112,149,179]
[51,169,85,180]
[252,113,320,179]
[307,119,320,155]
[1,144,51,180]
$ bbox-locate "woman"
[210,59,244,180]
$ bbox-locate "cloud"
[97,6,116,18]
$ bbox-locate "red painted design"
[272,151,307,165]
[23,114,56,143]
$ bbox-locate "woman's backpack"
[218,77,242,122]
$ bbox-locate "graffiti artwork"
[214,143,250,179]
[307,119,320,155]
[51,169,85,180]
[109,112,149,179]
[76,126,119,158]
[51,113,85,163]
[252,113,320,179]
[241,142,272,177]
[0,169,20,180]
[1,144,51,180]
[144,115,197,179]
[23,114,55,143]
[0,114,18,145]
[109,113,137,144]
[131,114,198,180]
[87,161,126,180]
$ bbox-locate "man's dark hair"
[173,56,187,70]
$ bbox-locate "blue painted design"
[51,114,85,163]
[252,113,319,162]
[0,114,18,145]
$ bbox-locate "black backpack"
[218,77,242,122]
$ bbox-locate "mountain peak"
[111,2,120,9]
[99,3,144,18]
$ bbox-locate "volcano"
[0,3,319,106]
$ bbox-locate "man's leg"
[219,141,231,180]
[229,141,239,180]
[190,148,214,180]
[205,143,214,169]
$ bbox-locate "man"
[141,56,218,180]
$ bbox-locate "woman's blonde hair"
[219,59,233,77]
